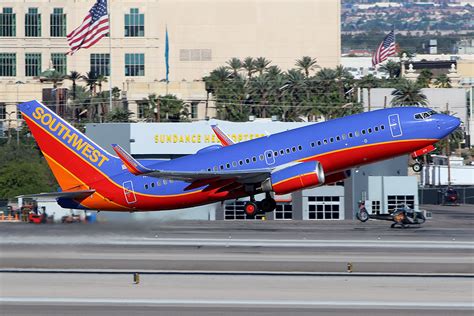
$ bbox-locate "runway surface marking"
[2,237,473,249]
[1,297,473,309]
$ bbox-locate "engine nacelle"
[262,161,325,195]
[325,170,351,185]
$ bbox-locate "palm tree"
[379,60,400,79]
[242,57,256,79]
[434,74,452,88]
[248,75,272,118]
[96,75,108,93]
[295,56,318,77]
[83,71,98,95]
[226,58,242,77]
[417,69,433,88]
[254,57,271,76]
[265,65,282,78]
[65,70,83,101]
[391,80,428,107]
[43,70,65,89]
[334,65,354,99]
[358,74,380,111]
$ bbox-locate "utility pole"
[445,102,451,186]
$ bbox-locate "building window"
[25,8,41,37]
[0,53,16,76]
[191,102,198,119]
[224,201,264,221]
[387,195,415,213]
[50,8,66,37]
[125,53,144,76]
[308,196,341,220]
[90,53,110,76]
[275,203,292,220]
[179,49,212,61]
[0,8,16,37]
[372,200,381,215]
[51,53,67,75]
[0,103,6,120]
[124,8,144,37]
[25,53,42,77]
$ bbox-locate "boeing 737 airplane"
[18,100,460,216]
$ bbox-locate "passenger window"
[220,165,224,170]
[342,134,347,140]
[380,125,385,130]
[144,184,149,189]
[239,160,243,165]
[279,149,284,155]
[286,148,290,154]
[323,139,328,144]
[163,179,168,185]
[298,145,302,150]
[355,131,360,137]
[336,136,341,141]
[274,151,278,157]
[317,141,322,146]
[207,168,211,172]
[259,154,264,160]
[267,152,272,158]
[361,130,366,135]
[226,163,230,169]
[374,126,379,132]
[213,166,218,171]
[151,182,155,188]
[245,158,250,164]
[310,142,315,148]
[368,128,372,133]
[157,181,161,186]
[232,161,237,167]
[348,132,353,138]
[330,137,334,143]
[292,147,296,152]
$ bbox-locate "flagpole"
[108,0,112,112]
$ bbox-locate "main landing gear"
[244,193,277,217]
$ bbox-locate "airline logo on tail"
[27,105,110,168]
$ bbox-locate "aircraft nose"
[437,114,461,136]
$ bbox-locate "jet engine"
[324,170,351,185]
[262,161,325,195]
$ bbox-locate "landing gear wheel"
[356,207,369,222]
[412,162,423,173]
[244,201,259,217]
[260,198,277,213]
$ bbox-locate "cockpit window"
[414,110,437,120]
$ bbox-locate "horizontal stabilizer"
[17,189,95,199]
[111,144,151,175]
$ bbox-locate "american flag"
[372,30,396,67]
[67,0,109,55]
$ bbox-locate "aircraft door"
[122,180,137,204]
[388,114,403,138]
[264,149,275,165]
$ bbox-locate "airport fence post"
[133,272,140,284]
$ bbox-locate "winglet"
[111,144,151,175]
[211,125,235,146]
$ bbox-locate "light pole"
[5,111,15,145]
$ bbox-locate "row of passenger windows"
[309,124,386,148]
[144,179,174,190]
[206,145,304,172]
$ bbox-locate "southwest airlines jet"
[18,100,460,217]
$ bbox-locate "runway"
[0,205,473,315]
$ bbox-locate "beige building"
[0,0,341,128]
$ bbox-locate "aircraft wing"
[111,144,271,183]
[17,190,96,199]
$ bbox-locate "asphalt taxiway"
[1,204,473,315]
